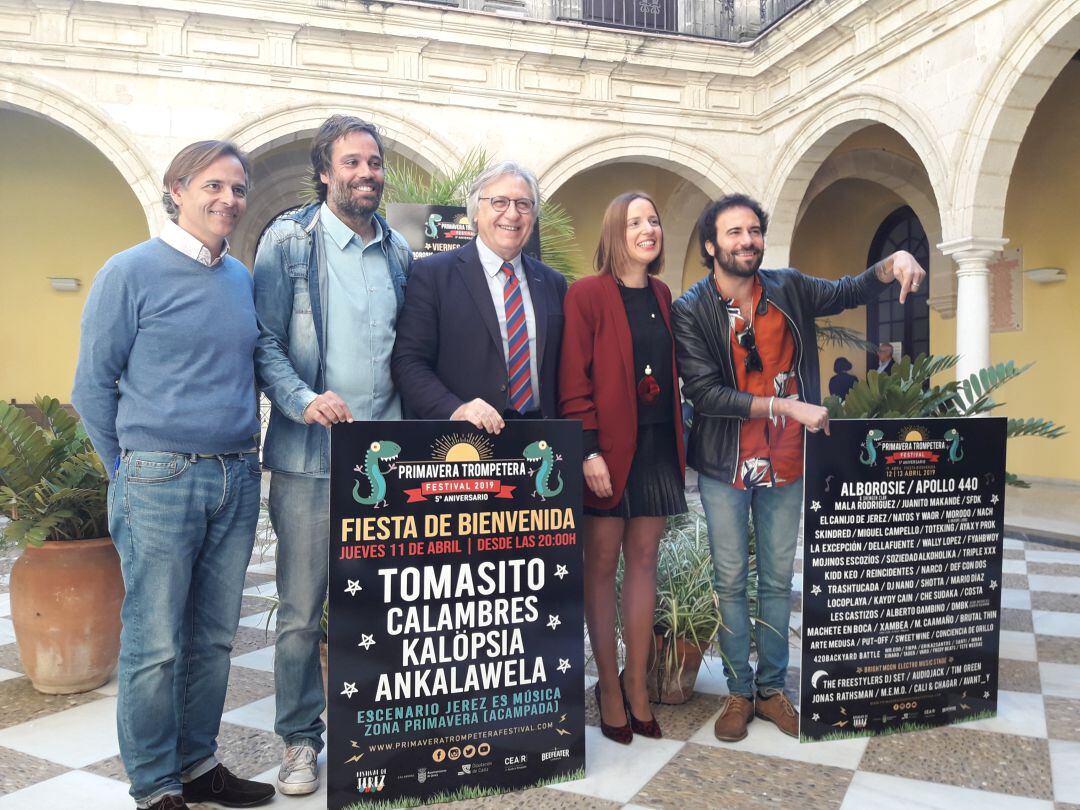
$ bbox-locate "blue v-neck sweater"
[73,238,260,470]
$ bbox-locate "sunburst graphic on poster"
[431,433,494,462]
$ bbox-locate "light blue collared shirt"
[476,237,540,409]
[321,203,401,420]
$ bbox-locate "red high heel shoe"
[594,682,633,744]
[620,672,662,739]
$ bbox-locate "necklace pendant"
[637,365,660,404]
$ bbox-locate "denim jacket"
[253,203,412,475]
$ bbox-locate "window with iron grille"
[866,206,930,368]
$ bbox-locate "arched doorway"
[865,206,931,366]
[0,107,149,402]
[548,161,713,295]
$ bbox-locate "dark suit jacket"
[559,273,685,510]
[392,239,567,419]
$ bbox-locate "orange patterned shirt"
[717,277,804,489]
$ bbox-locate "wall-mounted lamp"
[1022,267,1066,284]
[48,277,81,292]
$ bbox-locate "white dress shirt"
[160,220,231,268]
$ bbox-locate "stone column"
[937,237,1008,382]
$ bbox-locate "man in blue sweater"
[73,141,274,810]
[253,115,412,795]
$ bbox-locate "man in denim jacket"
[253,115,411,795]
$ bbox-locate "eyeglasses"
[480,196,535,214]
[738,328,763,373]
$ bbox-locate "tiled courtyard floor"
[0,506,1077,808]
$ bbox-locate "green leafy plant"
[0,396,109,547]
[380,148,580,281]
[651,511,724,656]
[816,320,876,354]
[824,353,1065,486]
[381,148,488,210]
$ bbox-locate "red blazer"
[559,272,686,510]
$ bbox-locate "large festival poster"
[799,418,1006,741]
[327,421,585,809]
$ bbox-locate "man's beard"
[328,176,383,220]
[716,246,762,277]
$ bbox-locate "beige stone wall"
[1,0,1078,478]
[997,61,1080,481]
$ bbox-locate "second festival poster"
[327,420,585,809]
[800,417,1006,742]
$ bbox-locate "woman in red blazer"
[560,192,686,743]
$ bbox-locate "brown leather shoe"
[755,692,799,737]
[713,695,754,742]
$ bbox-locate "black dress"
[585,284,687,519]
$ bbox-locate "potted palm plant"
[0,396,123,693]
[824,354,1064,485]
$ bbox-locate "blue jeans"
[698,474,802,698]
[268,472,329,751]
[109,450,260,805]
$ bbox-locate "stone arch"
[227,104,454,178]
[796,150,939,237]
[537,133,738,201]
[660,178,711,297]
[227,105,455,262]
[795,148,953,316]
[953,1,1080,240]
[763,92,950,266]
[0,75,159,230]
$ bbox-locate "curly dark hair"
[696,194,770,269]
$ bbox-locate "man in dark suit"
[392,161,567,432]
[876,342,897,374]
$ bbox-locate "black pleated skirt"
[585,421,687,519]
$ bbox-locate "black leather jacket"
[671,266,887,483]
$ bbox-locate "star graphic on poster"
[554,565,568,579]
[812,713,820,722]
[344,580,362,596]
[358,634,376,650]
[811,584,822,596]
[991,494,1000,504]
[983,691,990,699]
[556,453,563,462]
[989,579,998,590]
[341,682,357,699]
[811,500,821,512]
[556,658,571,674]
[547,614,561,630]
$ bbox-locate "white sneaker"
[277,742,319,795]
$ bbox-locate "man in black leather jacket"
[671,194,925,743]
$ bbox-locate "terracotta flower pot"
[10,537,124,694]
[646,628,707,705]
